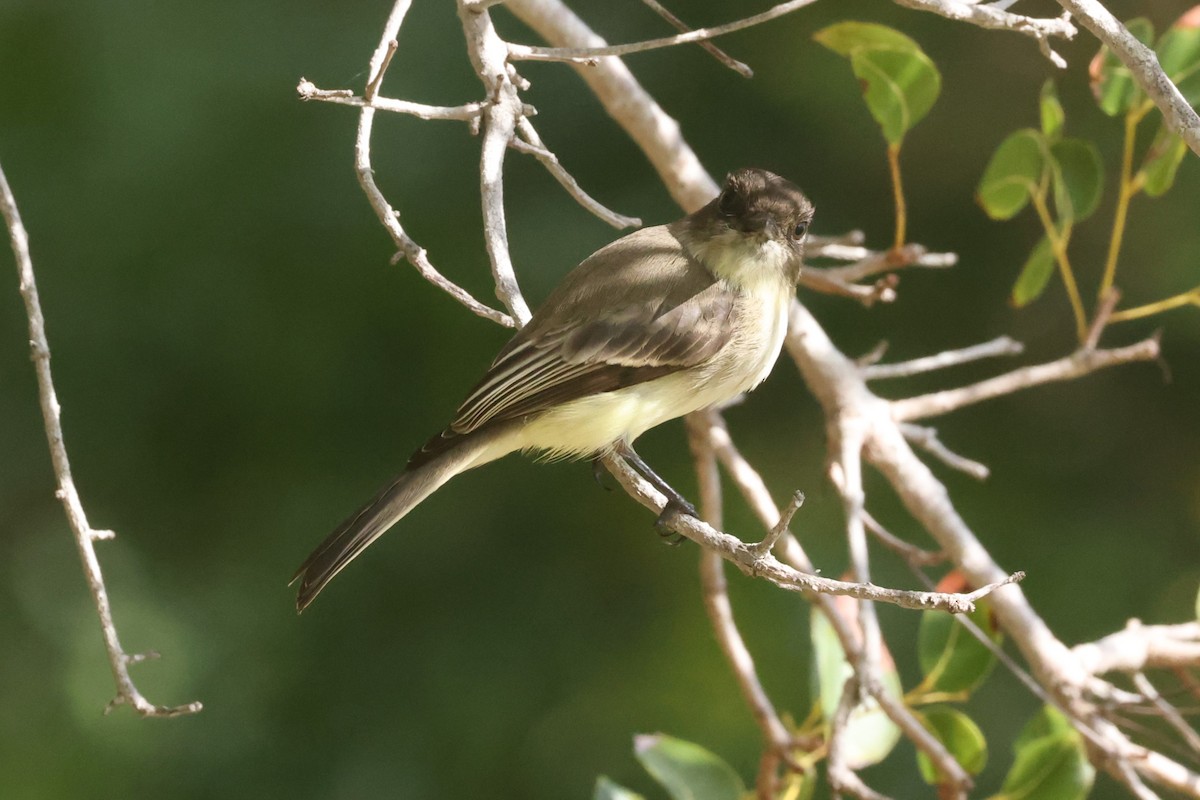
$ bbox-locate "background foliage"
[1,0,1197,797]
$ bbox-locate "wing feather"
[447,224,735,436]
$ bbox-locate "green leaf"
[633,734,745,800]
[1049,138,1104,222]
[811,606,903,769]
[992,706,1094,800]
[1141,124,1189,196]
[1090,17,1155,115]
[917,598,1002,694]
[814,22,941,145]
[915,706,988,785]
[1156,15,1200,106]
[1039,80,1065,142]
[594,776,647,800]
[1011,236,1056,308]
[976,129,1046,220]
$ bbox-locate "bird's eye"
[717,189,738,217]
[792,221,809,240]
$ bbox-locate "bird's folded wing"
[450,226,736,435]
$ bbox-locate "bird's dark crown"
[709,168,814,240]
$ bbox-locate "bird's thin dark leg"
[611,442,697,537]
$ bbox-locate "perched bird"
[293,168,814,611]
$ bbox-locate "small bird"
[293,168,814,611]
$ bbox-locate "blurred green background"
[1,1,1197,798]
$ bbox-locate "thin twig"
[508,0,818,64]
[639,0,752,77]
[1085,287,1122,351]
[1,159,202,718]
[900,423,990,480]
[893,0,1075,67]
[1133,672,1200,754]
[460,0,533,324]
[297,78,486,121]
[891,338,1161,422]
[818,244,958,283]
[826,677,893,800]
[863,336,1024,381]
[751,490,804,557]
[601,453,1018,613]
[350,4,515,328]
[512,117,641,229]
[686,414,794,799]
[862,511,946,567]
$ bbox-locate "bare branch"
[900,423,990,480]
[686,414,794,791]
[600,453,1018,613]
[1074,621,1200,675]
[817,243,958,284]
[512,117,641,229]
[1057,0,1200,157]
[639,0,753,77]
[506,0,717,212]
[1132,672,1200,754]
[862,510,947,567]
[297,78,486,121]
[894,0,1076,67]
[863,336,1024,380]
[1,159,201,718]
[826,677,893,800]
[508,0,818,64]
[891,338,1161,422]
[350,4,515,328]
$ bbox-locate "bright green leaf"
[1157,16,1200,106]
[814,22,941,145]
[976,129,1046,220]
[1039,80,1065,141]
[992,706,1094,800]
[594,776,647,800]
[633,734,745,800]
[1090,17,1155,116]
[1050,138,1104,222]
[915,706,988,784]
[811,607,903,769]
[812,21,920,55]
[1141,124,1189,196]
[1011,236,1056,308]
[917,598,1002,693]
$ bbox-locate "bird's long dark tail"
[291,426,509,612]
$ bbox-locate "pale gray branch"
[513,117,642,229]
[894,0,1076,66]
[297,78,486,121]
[639,0,753,77]
[507,0,818,64]
[1,158,201,719]
[1074,621,1200,675]
[863,336,1024,380]
[1057,0,1200,157]
[900,423,991,480]
[891,338,1161,422]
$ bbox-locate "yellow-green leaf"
[814,22,941,145]
[1011,236,1056,308]
[1141,124,1189,196]
[1039,80,1065,142]
[915,706,988,785]
[811,606,903,769]
[977,129,1046,220]
[1050,138,1104,222]
[1157,9,1200,106]
[633,734,745,800]
[991,706,1094,800]
[917,599,1003,693]
[594,776,646,800]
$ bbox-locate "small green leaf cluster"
[595,585,1091,799]
[813,21,941,147]
[979,8,1200,320]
